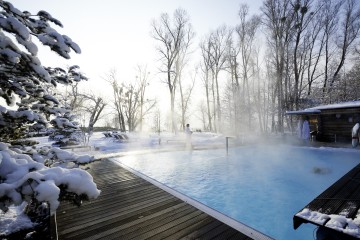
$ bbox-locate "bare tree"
[235,4,262,131]
[122,82,156,131]
[123,84,138,131]
[262,0,294,133]
[151,8,194,133]
[196,101,209,131]
[53,66,88,114]
[178,67,197,130]
[174,22,195,131]
[135,65,151,132]
[252,46,270,133]
[328,0,360,95]
[319,0,343,98]
[208,25,232,132]
[199,36,215,131]
[339,61,360,101]
[105,69,126,131]
[105,68,156,132]
[81,93,106,133]
[152,108,162,134]
[290,0,317,110]
[305,1,326,96]
[67,83,85,111]
[56,82,85,116]
[56,71,106,135]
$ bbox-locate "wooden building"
[286,100,360,143]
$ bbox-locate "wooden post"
[226,137,229,155]
[226,136,236,155]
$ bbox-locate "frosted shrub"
[0,1,100,234]
[0,143,100,214]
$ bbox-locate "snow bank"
[0,142,100,214]
[296,208,360,238]
[0,203,35,236]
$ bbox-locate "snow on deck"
[294,164,360,239]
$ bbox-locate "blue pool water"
[113,145,360,240]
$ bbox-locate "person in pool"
[185,123,192,150]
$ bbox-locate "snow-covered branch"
[0,142,100,214]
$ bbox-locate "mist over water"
[114,145,360,240]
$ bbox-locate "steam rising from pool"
[113,145,360,240]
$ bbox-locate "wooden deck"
[55,159,258,240]
[294,163,360,239]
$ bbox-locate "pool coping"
[110,157,274,240]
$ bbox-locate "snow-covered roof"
[286,100,360,115]
[313,100,360,110]
[286,109,321,115]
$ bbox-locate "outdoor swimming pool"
[113,145,360,240]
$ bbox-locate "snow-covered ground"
[37,131,225,148]
[80,131,228,154]
[31,131,232,160]
[0,202,35,236]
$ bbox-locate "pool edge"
[110,158,274,240]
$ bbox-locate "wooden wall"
[317,108,360,142]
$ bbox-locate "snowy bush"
[0,1,100,234]
[0,1,87,143]
[49,110,82,147]
[0,142,99,214]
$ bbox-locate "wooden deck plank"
[57,183,164,214]
[210,229,239,240]
[137,210,206,239]
[56,158,257,240]
[59,198,182,239]
[178,220,223,240]
[155,212,215,240]
[228,232,254,240]
[58,195,179,238]
[197,223,237,239]
[57,186,166,216]
[80,200,195,239]
[61,183,161,204]
[87,204,194,240]
[57,190,168,223]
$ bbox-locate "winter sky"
[9,0,263,127]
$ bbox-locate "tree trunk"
[215,71,221,133]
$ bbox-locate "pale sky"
[10,0,263,129]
